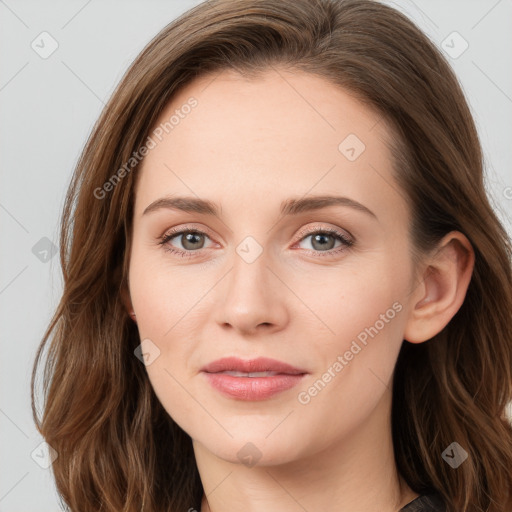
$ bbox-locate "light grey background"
[1,1,511,510]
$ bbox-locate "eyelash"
[157,224,354,259]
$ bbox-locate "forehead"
[134,67,403,224]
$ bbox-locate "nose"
[215,248,290,336]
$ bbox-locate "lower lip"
[202,372,306,400]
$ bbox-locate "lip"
[201,356,307,374]
[201,357,308,401]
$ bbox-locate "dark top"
[399,493,446,512]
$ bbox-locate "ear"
[403,231,475,343]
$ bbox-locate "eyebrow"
[142,195,377,219]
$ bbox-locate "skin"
[123,67,475,512]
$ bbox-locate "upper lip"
[201,357,308,375]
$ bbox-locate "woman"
[31,0,512,511]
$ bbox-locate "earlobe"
[403,231,475,344]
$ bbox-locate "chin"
[194,429,311,468]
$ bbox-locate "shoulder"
[399,492,446,512]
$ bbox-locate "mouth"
[212,370,285,377]
[201,357,308,400]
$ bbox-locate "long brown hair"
[31,0,512,510]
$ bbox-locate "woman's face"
[128,68,419,465]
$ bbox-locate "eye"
[158,224,354,259]
[294,227,354,257]
[158,226,214,258]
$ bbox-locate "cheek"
[298,253,410,399]
[301,260,404,344]
[293,283,405,441]
[128,252,207,430]
[128,244,207,336]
